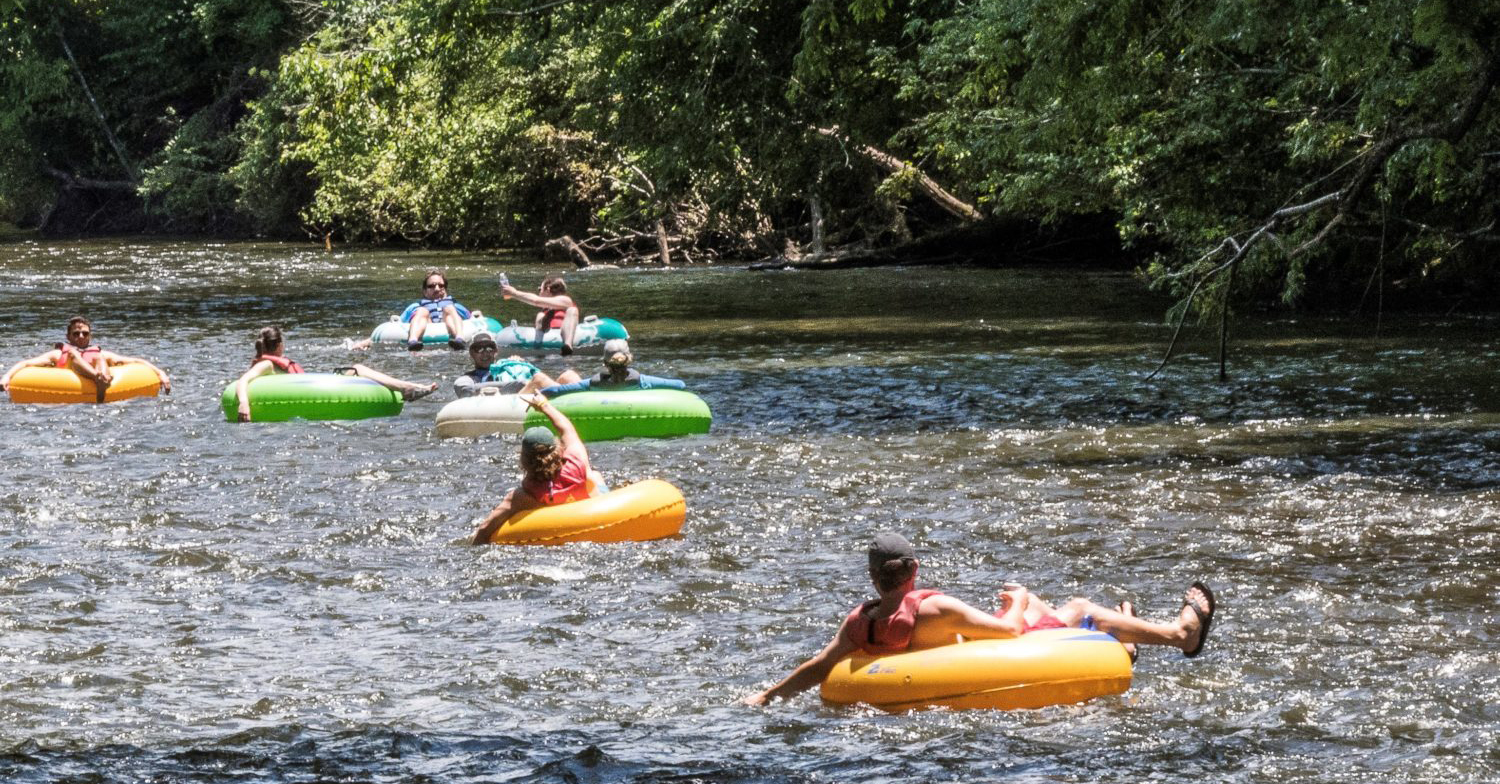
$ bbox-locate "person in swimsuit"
[743,532,1217,706]
[1,316,171,402]
[231,326,437,422]
[469,394,606,544]
[499,274,579,355]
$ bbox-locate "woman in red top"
[470,394,605,544]
[232,326,437,422]
[499,274,580,355]
[743,532,1217,706]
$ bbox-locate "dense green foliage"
[2,0,1498,308]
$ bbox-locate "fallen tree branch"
[1149,48,1499,379]
[56,28,137,182]
[43,165,137,192]
[814,126,982,222]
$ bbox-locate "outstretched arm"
[744,620,859,706]
[502,286,574,311]
[1,351,61,390]
[103,351,171,392]
[471,487,542,544]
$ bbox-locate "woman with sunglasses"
[1,316,171,402]
[405,269,474,351]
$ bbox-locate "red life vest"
[541,309,567,331]
[55,345,102,368]
[256,354,305,374]
[521,447,590,505]
[842,589,943,655]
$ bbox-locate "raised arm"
[233,360,274,421]
[744,619,860,706]
[525,393,586,458]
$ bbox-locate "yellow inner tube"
[7,363,162,404]
[821,627,1133,712]
[486,479,687,545]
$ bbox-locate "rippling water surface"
[1,240,1497,783]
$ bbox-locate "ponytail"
[255,326,284,359]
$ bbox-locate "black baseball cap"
[868,532,916,568]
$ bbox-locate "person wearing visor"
[499,274,579,355]
[539,339,685,397]
[470,394,605,544]
[743,532,1217,706]
[1,316,171,402]
[452,332,583,397]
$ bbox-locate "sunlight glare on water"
[0,239,1497,782]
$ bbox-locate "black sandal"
[1182,581,1216,658]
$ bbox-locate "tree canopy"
[2,0,1497,310]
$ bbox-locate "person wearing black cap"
[469,393,605,544]
[452,332,582,397]
[538,339,686,397]
[743,532,1217,706]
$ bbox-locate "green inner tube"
[525,389,711,441]
[220,373,403,422]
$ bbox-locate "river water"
[1,239,1496,783]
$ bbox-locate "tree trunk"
[546,235,593,268]
[654,219,671,265]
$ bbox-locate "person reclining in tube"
[499,274,579,355]
[232,326,437,421]
[742,532,1216,706]
[538,339,685,397]
[452,331,583,398]
[1,316,171,402]
[404,269,475,351]
[470,394,607,544]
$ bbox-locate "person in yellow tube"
[470,394,607,544]
[1,316,171,402]
[743,532,1216,705]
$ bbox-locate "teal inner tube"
[525,389,712,441]
[369,315,502,344]
[220,373,404,422]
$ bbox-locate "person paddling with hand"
[743,532,1217,706]
[470,393,606,544]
